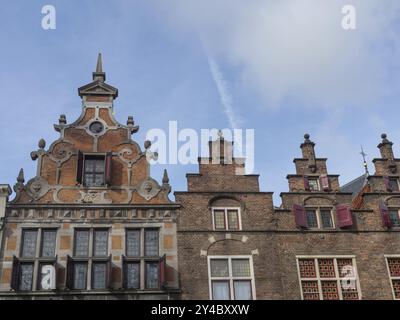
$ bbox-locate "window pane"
[41,230,57,257]
[306,210,318,228]
[126,262,140,289]
[389,210,400,226]
[234,281,252,300]
[84,157,105,187]
[126,230,140,257]
[318,259,335,278]
[301,281,320,300]
[390,178,400,191]
[146,262,159,289]
[232,259,251,277]
[73,263,87,290]
[320,210,333,228]
[298,259,317,278]
[309,179,319,191]
[214,210,225,230]
[21,230,38,257]
[85,159,95,172]
[321,281,339,300]
[92,262,107,289]
[93,230,108,257]
[212,281,230,300]
[210,259,229,277]
[74,230,89,257]
[19,263,34,291]
[227,210,239,230]
[94,160,104,173]
[144,230,159,257]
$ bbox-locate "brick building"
[0,56,400,300]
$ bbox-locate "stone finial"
[92,53,106,82]
[17,168,24,183]
[162,169,169,184]
[127,116,139,134]
[59,114,67,125]
[378,133,394,161]
[144,140,151,150]
[300,133,316,159]
[38,138,46,150]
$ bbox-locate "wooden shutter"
[66,255,74,289]
[336,204,353,228]
[76,151,84,184]
[384,176,392,192]
[106,255,112,289]
[105,152,112,186]
[320,175,330,191]
[379,201,392,228]
[10,256,20,291]
[303,177,310,191]
[159,254,167,289]
[292,204,307,228]
[122,255,126,289]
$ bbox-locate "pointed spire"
[17,168,25,183]
[92,53,106,82]
[162,169,169,184]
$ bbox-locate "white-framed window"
[211,207,242,231]
[385,255,400,300]
[305,207,334,229]
[388,209,400,227]
[308,178,320,191]
[208,255,255,300]
[296,256,361,300]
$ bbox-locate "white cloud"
[156,0,400,109]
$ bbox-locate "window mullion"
[314,258,323,300]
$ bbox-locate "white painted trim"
[384,255,400,300]
[211,207,242,231]
[207,255,256,300]
[304,206,335,229]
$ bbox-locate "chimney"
[209,130,233,164]
[378,133,395,160]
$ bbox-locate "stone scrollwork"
[137,178,161,201]
[48,140,74,165]
[77,190,112,204]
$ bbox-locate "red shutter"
[106,255,112,289]
[292,204,307,228]
[105,152,112,186]
[303,177,310,191]
[320,175,330,191]
[384,176,392,192]
[66,255,74,289]
[336,204,353,228]
[159,254,167,289]
[379,201,392,228]
[76,151,84,185]
[10,256,20,291]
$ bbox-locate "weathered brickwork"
[1,56,399,300]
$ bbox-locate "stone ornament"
[137,178,161,201]
[26,177,50,200]
[77,190,112,204]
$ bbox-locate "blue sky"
[1,0,400,204]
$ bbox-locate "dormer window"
[84,155,105,187]
[76,151,112,187]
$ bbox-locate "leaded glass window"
[232,259,251,277]
[214,210,225,230]
[74,230,89,257]
[145,262,159,289]
[19,263,34,291]
[126,230,140,257]
[92,262,107,289]
[210,259,229,277]
[73,262,87,290]
[320,210,333,229]
[83,156,105,187]
[126,262,140,289]
[306,210,318,228]
[93,230,108,257]
[144,230,159,257]
[21,230,38,258]
[40,230,57,257]
[227,210,239,230]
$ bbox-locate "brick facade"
[0,56,399,300]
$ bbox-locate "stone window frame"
[384,254,400,300]
[70,227,110,290]
[123,227,162,290]
[304,206,335,230]
[296,255,362,300]
[207,255,256,300]
[16,227,58,291]
[82,153,107,188]
[387,208,400,227]
[211,207,242,231]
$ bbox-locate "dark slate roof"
[340,174,367,198]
